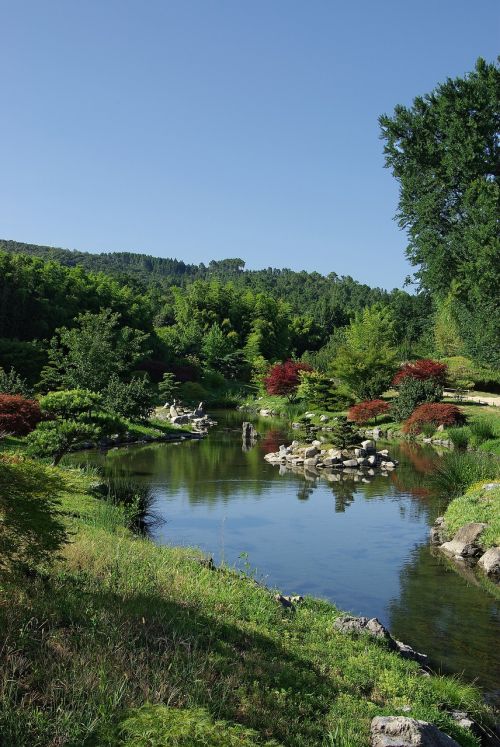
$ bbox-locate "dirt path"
[444,390,500,407]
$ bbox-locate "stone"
[430,517,446,545]
[169,405,179,418]
[367,454,377,466]
[440,523,487,558]
[361,439,375,451]
[319,414,329,422]
[311,439,322,447]
[370,716,460,747]
[304,445,320,458]
[259,408,273,417]
[372,427,384,438]
[378,448,390,457]
[172,415,190,425]
[477,547,500,580]
[437,424,445,432]
[304,457,319,467]
[450,711,475,732]
[354,448,367,457]
[242,422,259,442]
[343,459,358,468]
[394,640,428,666]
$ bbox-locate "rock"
[477,547,500,580]
[354,448,367,457]
[367,454,377,466]
[169,405,179,418]
[311,439,322,447]
[304,457,319,467]
[319,415,329,422]
[361,439,375,451]
[372,427,384,438]
[440,522,487,558]
[242,422,259,442]
[259,409,273,417]
[378,448,390,457]
[370,716,460,746]
[394,640,428,666]
[304,445,320,458]
[484,482,500,490]
[343,459,358,468]
[172,415,190,425]
[450,711,475,732]
[437,424,445,432]
[328,449,343,459]
[430,517,446,545]
[334,616,428,665]
[292,422,301,429]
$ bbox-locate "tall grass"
[468,419,496,447]
[430,451,500,499]
[447,427,470,449]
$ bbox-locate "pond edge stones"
[370,716,460,747]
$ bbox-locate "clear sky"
[1,1,498,289]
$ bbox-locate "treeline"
[0,249,432,388]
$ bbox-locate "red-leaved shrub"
[264,360,312,399]
[347,399,390,424]
[0,395,42,436]
[393,359,448,386]
[402,403,465,435]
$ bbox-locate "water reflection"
[69,410,499,702]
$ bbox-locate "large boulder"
[477,546,500,580]
[440,523,487,558]
[304,445,320,458]
[334,616,427,664]
[370,716,460,746]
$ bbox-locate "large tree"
[379,58,500,365]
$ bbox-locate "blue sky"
[1,1,498,289]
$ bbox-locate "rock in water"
[242,422,259,442]
[477,546,500,580]
[169,404,179,418]
[370,716,460,746]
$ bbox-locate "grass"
[443,480,500,549]
[441,408,500,454]
[429,451,500,499]
[0,462,492,747]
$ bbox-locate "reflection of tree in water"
[387,543,500,703]
[259,429,286,455]
[296,480,316,501]
[388,442,441,501]
[330,480,356,512]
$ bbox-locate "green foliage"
[380,58,500,366]
[0,454,68,572]
[332,306,397,400]
[158,372,180,403]
[0,367,32,397]
[116,705,280,746]
[201,322,235,369]
[434,294,463,358]
[447,427,470,449]
[39,389,103,419]
[40,309,150,393]
[179,381,209,404]
[329,416,359,449]
[297,370,351,411]
[102,374,155,421]
[26,420,99,465]
[391,378,443,422]
[430,452,499,499]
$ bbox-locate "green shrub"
[329,416,359,448]
[179,381,209,404]
[26,420,99,465]
[468,420,495,447]
[116,705,280,746]
[158,372,180,404]
[39,389,103,419]
[102,374,156,421]
[0,366,32,397]
[391,378,443,421]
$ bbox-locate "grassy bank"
[443,480,500,549]
[0,461,494,747]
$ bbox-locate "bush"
[347,399,390,424]
[0,366,32,397]
[158,372,180,403]
[392,359,448,386]
[264,361,312,401]
[103,374,156,421]
[402,403,466,435]
[26,420,99,465]
[0,394,42,436]
[391,378,443,421]
[330,416,359,448]
[468,419,496,447]
[179,381,209,404]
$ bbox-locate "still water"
[71,411,499,702]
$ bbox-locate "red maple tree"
[392,359,448,386]
[402,402,465,434]
[264,361,312,400]
[347,399,390,424]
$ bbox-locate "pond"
[70,410,500,704]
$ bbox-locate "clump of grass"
[444,481,500,549]
[468,419,496,447]
[447,427,470,449]
[430,451,500,499]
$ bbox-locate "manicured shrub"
[391,378,444,421]
[26,420,99,465]
[393,359,448,386]
[264,361,312,401]
[0,394,42,435]
[402,403,465,435]
[347,399,390,424]
[39,389,103,419]
[297,370,352,411]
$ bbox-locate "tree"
[329,416,359,449]
[264,361,312,401]
[391,378,444,422]
[392,359,448,386]
[40,309,150,392]
[348,400,390,424]
[380,58,500,364]
[26,420,99,466]
[331,306,397,399]
[296,370,351,411]
[158,372,180,403]
[0,395,42,436]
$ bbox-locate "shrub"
[26,420,99,465]
[179,381,209,404]
[0,366,32,397]
[158,372,180,403]
[347,399,390,424]
[402,403,466,435]
[264,361,312,401]
[330,416,359,448]
[393,359,448,386]
[297,370,352,411]
[391,378,443,421]
[103,374,156,421]
[0,394,42,435]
